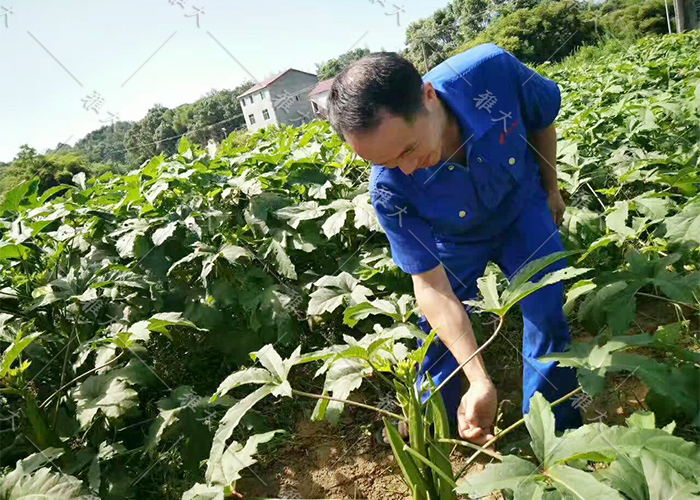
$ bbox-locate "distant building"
[309,77,335,120]
[237,69,318,132]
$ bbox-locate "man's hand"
[547,189,566,227]
[457,380,497,445]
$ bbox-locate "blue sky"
[0,0,452,162]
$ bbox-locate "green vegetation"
[1,29,698,500]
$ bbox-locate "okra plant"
[174,251,594,499]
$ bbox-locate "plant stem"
[366,359,396,388]
[424,316,504,407]
[435,438,502,460]
[403,444,458,488]
[455,385,583,481]
[39,351,125,409]
[291,389,407,422]
[636,292,700,310]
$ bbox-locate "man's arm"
[530,123,565,226]
[412,264,497,445]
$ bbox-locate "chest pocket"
[412,163,480,237]
[468,118,529,211]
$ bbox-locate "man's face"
[344,83,444,176]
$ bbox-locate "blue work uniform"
[368,43,582,432]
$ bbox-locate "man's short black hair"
[327,52,425,142]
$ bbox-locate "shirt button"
[458,210,467,218]
[509,157,516,165]
[477,156,483,163]
[448,165,455,171]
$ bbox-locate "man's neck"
[440,98,467,166]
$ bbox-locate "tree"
[315,48,371,81]
[188,81,255,145]
[454,0,597,64]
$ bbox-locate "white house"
[237,69,318,132]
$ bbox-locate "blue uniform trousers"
[414,195,583,432]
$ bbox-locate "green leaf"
[261,237,297,279]
[469,272,502,312]
[218,243,251,264]
[0,331,42,377]
[147,312,206,338]
[0,178,40,214]
[594,455,647,500]
[273,201,326,228]
[563,279,596,315]
[548,423,700,479]
[211,367,276,402]
[250,344,287,382]
[205,384,273,485]
[524,392,559,466]
[640,448,700,500]
[664,197,700,247]
[455,455,540,498]
[307,272,372,315]
[501,266,591,315]
[343,300,402,326]
[181,483,225,500]
[216,430,284,485]
[0,243,31,260]
[0,467,99,499]
[625,411,656,430]
[70,373,140,429]
[548,464,626,499]
[321,199,353,238]
[606,200,635,238]
[383,418,429,500]
[352,192,381,232]
[151,221,178,246]
[312,358,368,425]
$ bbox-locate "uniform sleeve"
[369,184,441,275]
[505,52,561,132]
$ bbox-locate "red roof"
[309,77,335,97]
[238,69,318,98]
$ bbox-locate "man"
[326,44,583,445]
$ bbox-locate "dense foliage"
[0,32,698,499]
[404,0,675,67]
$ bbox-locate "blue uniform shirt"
[369,44,561,298]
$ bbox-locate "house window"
[249,96,254,105]
[262,109,270,120]
[259,92,264,101]
[249,114,256,125]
